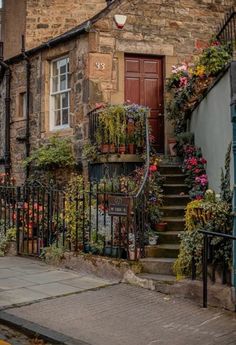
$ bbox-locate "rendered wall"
[190,70,233,193]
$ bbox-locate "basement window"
[50,57,70,130]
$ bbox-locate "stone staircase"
[139,164,190,282]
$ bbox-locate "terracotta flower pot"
[128,144,136,154]
[100,144,109,153]
[109,144,116,153]
[118,145,126,154]
[155,222,167,232]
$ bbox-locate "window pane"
[54,110,61,127]
[53,94,61,110]
[61,92,68,108]
[59,59,67,74]
[52,61,59,77]
[60,74,66,91]
[52,76,58,93]
[62,108,69,125]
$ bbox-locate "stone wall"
[3,0,26,59]
[25,0,106,50]
[2,0,106,59]
[6,36,88,184]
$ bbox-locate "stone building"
[0,0,234,183]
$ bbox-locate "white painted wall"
[190,70,233,193]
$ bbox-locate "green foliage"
[197,43,231,76]
[94,104,147,151]
[0,227,17,257]
[82,142,97,162]
[65,175,89,245]
[166,42,231,135]
[40,242,66,264]
[174,132,194,156]
[220,142,232,206]
[24,136,75,170]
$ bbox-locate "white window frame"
[50,56,70,131]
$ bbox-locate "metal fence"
[216,7,236,54]
[191,229,235,308]
[0,180,148,260]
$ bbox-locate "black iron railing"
[191,229,236,308]
[0,113,150,260]
[216,7,236,54]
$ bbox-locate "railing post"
[230,62,236,309]
[203,234,208,308]
[16,186,21,255]
[191,250,196,280]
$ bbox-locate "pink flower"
[149,165,157,172]
[179,76,188,87]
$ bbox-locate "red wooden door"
[125,54,164,153]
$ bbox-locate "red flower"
[149,165,157,172]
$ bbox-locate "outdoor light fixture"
[114,15,127,29]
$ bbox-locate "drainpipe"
[0,42,11,175]
[21,35,31,179]
[230,61,236,305]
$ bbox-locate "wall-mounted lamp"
[114,15,127,29]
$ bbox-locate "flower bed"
[166,41,231,134]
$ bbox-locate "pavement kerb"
[0,311,91,345]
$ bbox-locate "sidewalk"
[1,257,236,345]
[0,257,115,309]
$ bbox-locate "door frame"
[124,53,165,153]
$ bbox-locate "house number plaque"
[108,196,131,217]
[95,62,105,70]
[89,53,112,79]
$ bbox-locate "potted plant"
[127,133,136,154]
[147,230,159,245]
[155,222,167,232]
[118,130,126,154]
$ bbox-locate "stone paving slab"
[5,284,236,345]
[0,257,115,309]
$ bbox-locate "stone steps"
[163,183,189,195]
[145,244,179,258]
[140,162,189,276]
[162,174,186,184]
[160,205,185,218]
[160,217,185,231]
[163,194,190,206]
[159,165,182,175]
[158,231,183,244]
[137,272,176,284]
[140,257,175,275]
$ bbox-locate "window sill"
[44,127,73,138]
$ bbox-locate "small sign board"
[108,196,131,217]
